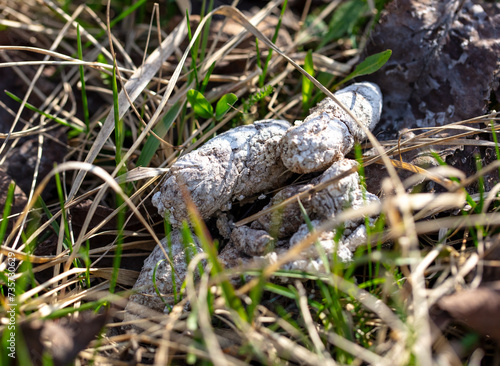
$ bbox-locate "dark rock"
[362,0,500,140]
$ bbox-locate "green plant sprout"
[242,85,274,114]
[186,89,238,121]
[333,49,392,89]
[309,49,391,108]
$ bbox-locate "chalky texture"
[287,221,371,264]
[280,82,382,174]
[152,120,292,226]
[251,184,314,239]
[250,160,378,239]
[231,159,380,270]
[309,159,380,230]
[288,221,361,263]
[134,83,384,317]
[253,242,354,276]
[231,226,275,256]
[124,231,203,325]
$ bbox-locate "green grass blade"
[199,0,214,62]
[2,324,24,365]
[258,0,288,87]
[76,25,89,131]
[185,10,200,86]
[5,91,85,133]
[136,101,182,167]
[266,283,323,312]
[36,196,72,253]
[86,0,148,46]
[152,259,173,310]
[180,221,205,277]
[110,195,124,294]
[247,272,266,321]
[334,50,392,88]
[162,215,180,305]
[263,282,296,299]
[297,199,331,274]
[110,162,127,293]
[109,0,147,30]
[110,57,126,292]
[37,195,83,270]
[185,197,247,322]
[316,280,352,363]
[255,38,263,73]
[491,120,500,179]
[54,170,71,245]
[318,280,352,339]
[82,240,91,288]
[475,154,485,211]
[0,182,15,245]
[12,330,33,366]
[43,298,110,319]
[215,93,238,121]
[302,49,314,113]
[200,61,216,94]
[111,62,124,171]
[54,168,88,286]
[358,277,386,289]
[318,0,368,49]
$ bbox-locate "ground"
[0,0,500,365]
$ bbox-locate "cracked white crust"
[124,231,203,326]
[132,83,385,315]
[152,120,292,226]
[230,159,380,272]
[280,82,382,174]
[310,159,380,229]
[260,243,354,275]
[251,184,314,239]
[231,226,275,256]
[287,220,371,264]
[234,220,371,278]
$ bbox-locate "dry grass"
[1,0,500,365]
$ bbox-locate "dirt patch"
[363,0,500,140]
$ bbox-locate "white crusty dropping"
[248,160,373,240]
[128,83,385,317]
[230,219,369,279]
[309,159,380,230]
[230,158,380,271]
[231,226,275,256]
[251,241,354,277]
[280,82,382,174]
[287,220,371,264]
[152,120,292,226]
[251,184,314,239]
[123,231,203,328]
